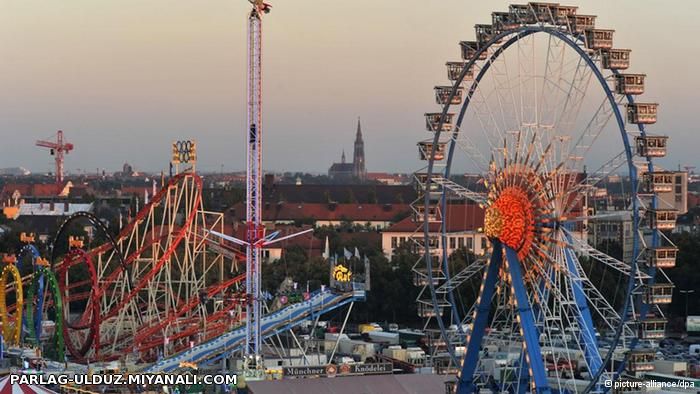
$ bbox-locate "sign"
[332,264,352,282]
[688,316,700,334]
[282,363,392,378]
[282,365,328,377]
[171,140,197,164]
[349,363,393,375]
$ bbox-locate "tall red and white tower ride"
[244,0,270,373]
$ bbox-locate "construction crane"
[36,130,74,190]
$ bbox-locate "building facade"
[381,203,489,260]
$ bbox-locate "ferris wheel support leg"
[504,246,551,394]
[457,240,503,394]
[563,235,603,381]
[35,274,45,341]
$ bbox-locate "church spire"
[341,149,346,164]
[353,116,366,181]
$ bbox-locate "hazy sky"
[1,0,698,174]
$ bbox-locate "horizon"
[2,0,698,174]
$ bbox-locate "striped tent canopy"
[0,376,57,394]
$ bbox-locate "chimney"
[264,174,275,189]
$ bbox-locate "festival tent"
[0,375,58,394]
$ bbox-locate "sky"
[0,0,698,175]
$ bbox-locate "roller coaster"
[1,169,364,372]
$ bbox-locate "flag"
[344,248,352,260]
[354,247,361,259]
[322,236,330,259]
[364,255,371,291]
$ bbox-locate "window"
[458,237,465,249]
[449,237,456,249]
[481,237,487,250]
[467,237,474,250]
[391,237,398,248]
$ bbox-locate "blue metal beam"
[457,240,503,394]
[505,246,551,394]
[563,234,603,380]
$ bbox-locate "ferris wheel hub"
[485,186,535,260]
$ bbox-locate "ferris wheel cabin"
[641,171,674,194]
[635,135,668,157]
[460,41,488,61]
[614,73,646,95]
[627,350,656,372]
[647,209,678,231]
[584,29,614,50]
[417,300,447,318]
[414,173,441,193]
[626,103,657,124]
[446,62,475,82]
[413,202,440,223]
[425,112,455,132]
[602,48,631,70]
[418,141,447,161]
[475,24,502,45]
[638,318,667,340]
[413,268,444,287]
[508,4,537,24]
[435,86,465,106]
[645,283,674,305]
[646,246,678,268]
[552,5,578,25]
[567,14,596,34]
[492,11,520,31]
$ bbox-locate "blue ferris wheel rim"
[421,24,654,392]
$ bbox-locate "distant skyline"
[1,0,698,174]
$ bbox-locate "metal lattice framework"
[410,3,676,393]
[0,262,23,345]
[51,171,245,362]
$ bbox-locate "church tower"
[353,117,366,180]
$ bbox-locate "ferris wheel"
[411,3,677,393]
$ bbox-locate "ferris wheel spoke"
[560,94,624,180]
[553,237,632,334]
[429,176,488,205]
[453,134,491,173]
[537,33,569,131]
[552,54,594,138]
[563,228,650,281]
[436,258,486,294]
[562,149,628,216]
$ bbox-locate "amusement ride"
[0,0,365,384]
[411,2,677,393]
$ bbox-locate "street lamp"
[680,289,695,321]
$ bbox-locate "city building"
[381,203,488,260]
[2,201,94,241]
[328,118,366,181]
[654,170,688,214]
[227,202,409,230]
[587,211,634,262]
[263,183,415,205]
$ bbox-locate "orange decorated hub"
[485,186,535,260]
